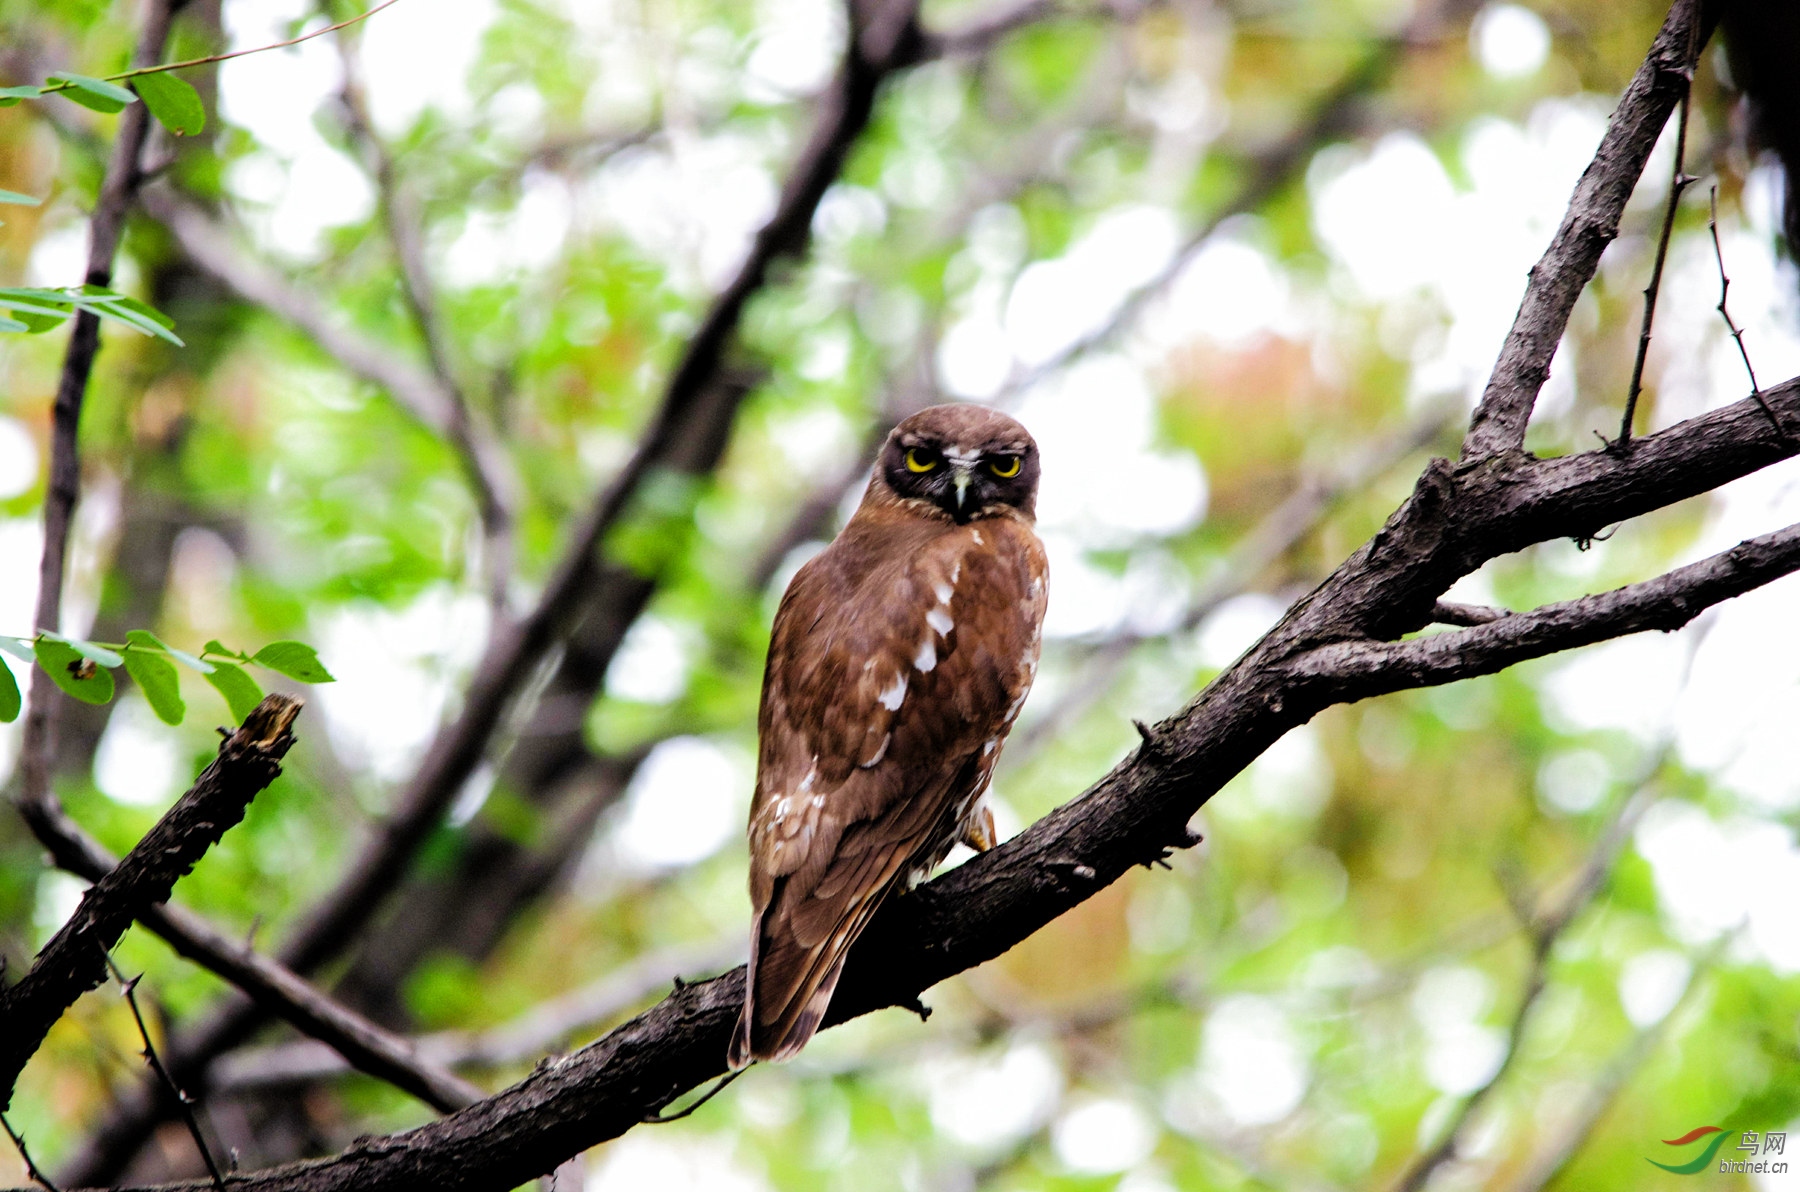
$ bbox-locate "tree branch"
[1461,0,1710,458]
[14,0,181,928]
[1393,767,1660,1192]
[1296,519,1800,701]
[36,805,481,1113]
[210,938,741,1094]
[0,696,300,1110]
[335,35,518,609]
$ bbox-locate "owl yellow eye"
[988,455,1021,479]
[905,447,938,473]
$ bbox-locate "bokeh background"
[2,0,1798,1188]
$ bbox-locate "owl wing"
[733,516,1047,1067]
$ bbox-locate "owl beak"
[952,466,972,511]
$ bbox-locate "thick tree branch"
[0,697,300,1110]
[1461,0,1710,458]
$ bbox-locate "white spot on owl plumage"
[926,606,953,635]
[933,581,954,605]
[877,673,908,710]
[860,732,891,768]
[915,636,937,672]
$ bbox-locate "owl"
[731,403,1049,1068]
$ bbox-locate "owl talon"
[960,806,997,852]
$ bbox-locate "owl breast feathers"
[732,403,1048,1067]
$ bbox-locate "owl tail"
[730,877,896,1068]
[729,924,849,1068]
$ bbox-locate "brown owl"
[731,403,1049,1068]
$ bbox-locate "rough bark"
[0,697,301,1110]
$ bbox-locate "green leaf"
[126,626,213,672]
[0,660,19,723]
[131,71,204,136]
[43,632,124,668]
[72,286,184,346]
[0,313,28,333]
[251,641,335,684]
[124,630,186,725]
[0,189,41,205]
[204,661,262,723]
[0,288,74,334]
[46,73,136,114]
[0,85,43,106]
[167,645,215,674]
[0,286,181,342]
[0,638,35,663]
[34,637,116,705]
[204,639,244,660]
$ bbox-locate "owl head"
[877,404,1040,524]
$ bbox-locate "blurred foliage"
[1,0,1798,1189]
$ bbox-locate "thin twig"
[0,1112,61,1192]
[1617,42,1697,451]
[104,0,403,83]
[1464,0,1708,457]
[1709,186,1793,443]
[100,952,227,1192]
[640,1068,744,1123]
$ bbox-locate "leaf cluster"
[0,632,332,726]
